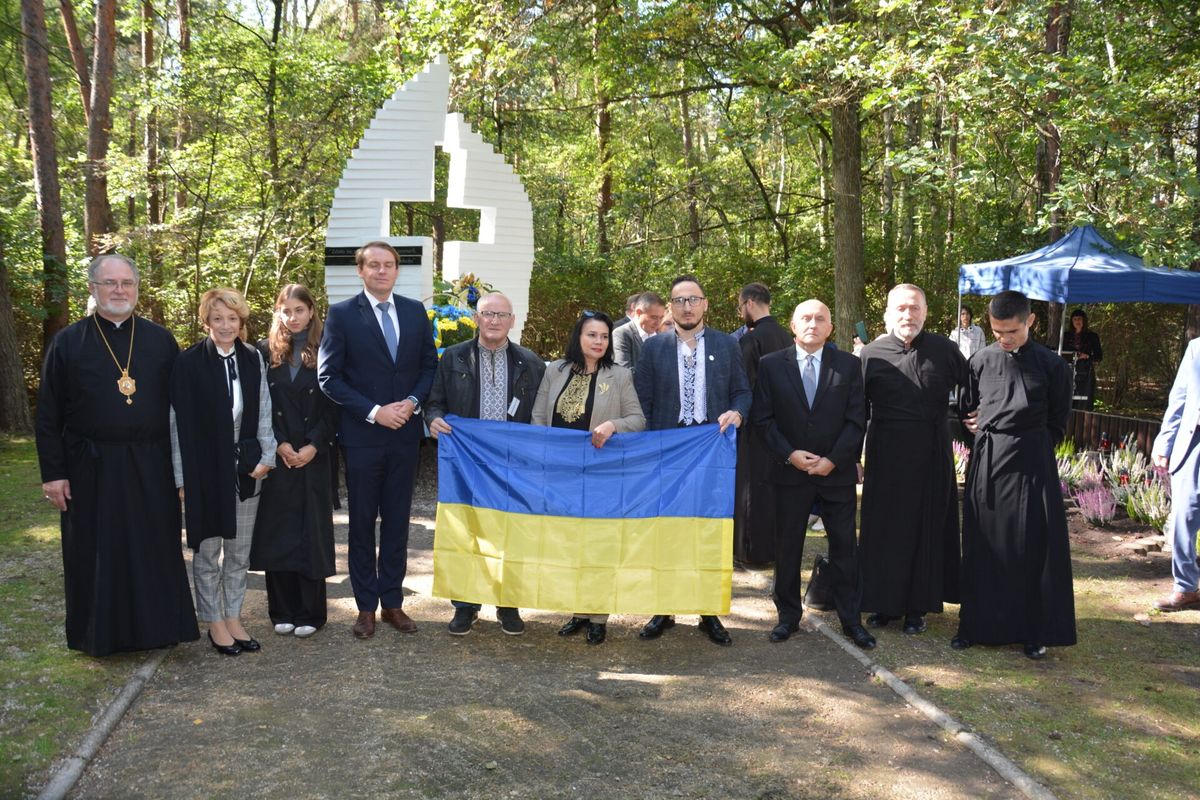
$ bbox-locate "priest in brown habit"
[36,254,199,656]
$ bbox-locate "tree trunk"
[897,100,922,285]
[58,0,92,122]
[175,0,191,214]
[21,0,70,351]
[830,95,865,350]
[0,232,33,431]
[1188,95,1200,342]
[143,0,165,323]
[593,0,614,257]
[928,101,947,290]
[1038,2,1073,346]
[84,0,118,256]
[679,87,701,251]
[879,106,896,288]
[267,0,286,270]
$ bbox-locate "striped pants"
[193,494,259,622]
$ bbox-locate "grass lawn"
[0,436,145,796]
[861,512,1200,800]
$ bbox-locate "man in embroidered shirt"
[633,275,752,645]
[427,292,545,635]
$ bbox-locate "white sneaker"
[294,625,318,638]
[274,623,295,635]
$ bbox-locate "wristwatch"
[406,395,422,415]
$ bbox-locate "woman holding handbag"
[171,288,276,656]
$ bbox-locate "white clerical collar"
[216,344,236,357]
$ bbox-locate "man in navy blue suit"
[633,274,752,645]
[318,241,438,639]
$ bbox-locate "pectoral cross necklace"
[94,315,137,405]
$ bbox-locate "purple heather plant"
[1074,483,1117,526]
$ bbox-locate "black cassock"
[958,341,1077,647]
[249,347,337,581]
[35,315,199,656]
[859,331,968,616]
[734,316,795,563]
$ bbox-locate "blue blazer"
[1154,337,1200,474]
[318,290,438,448]
[634,328,752,430]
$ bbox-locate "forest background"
[2,0,1199,433]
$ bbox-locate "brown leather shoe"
[352,611,376,639]
[1154,590,1200,612]
[380,607,418,633]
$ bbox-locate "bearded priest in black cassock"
[859,284,969,634]
[954,291,1076,660]
[35,255,199,657]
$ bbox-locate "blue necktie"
[378,301,397,362]
[802,354,817,407]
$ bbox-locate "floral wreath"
[426,273,493,356]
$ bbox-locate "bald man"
[752,300,874,649]
[859,284,968,637]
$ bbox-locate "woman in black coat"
[1062,308,1103,410]
[250,284,338,638]
[171,288,276,656]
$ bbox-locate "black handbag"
[803,555,837,611]
[234,438,262,475]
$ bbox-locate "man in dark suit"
[633,275,752,646]
[318,241,438,639]
[753,299,875,649]
[426,291,546,635]
[612,291,665,372]
[734,282,795,565]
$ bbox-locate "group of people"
[37,241,1084,662]
[37,254,339,657]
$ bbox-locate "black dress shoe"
[639,615,675,639]
[1023,643,1047,660]
[866,613,895,628]
[558,617,588,636]
[902,615,927,635]
[950,635,973,650]
[586,623,607,645]
[232,636,261,652]
[207,631,242,657]
[769,621,799,643]
[842,624,876,650]
[699,615,732,646]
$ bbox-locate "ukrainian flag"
[432,416,736,614]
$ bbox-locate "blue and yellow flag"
[432,416,736,614]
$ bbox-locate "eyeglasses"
[670,296,705,308]
[478,311,513,321]
[91,279,138,290]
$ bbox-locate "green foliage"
[1,0,1198,412]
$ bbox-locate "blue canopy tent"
[957,225,1200,351]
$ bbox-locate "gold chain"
[93,315,138,405]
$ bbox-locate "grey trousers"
[194,493,259,622]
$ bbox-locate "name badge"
[507,397,521,417]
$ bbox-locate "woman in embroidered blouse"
[531,310,645,645]
[171,288,276,656]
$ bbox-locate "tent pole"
[1056,307,1067,354]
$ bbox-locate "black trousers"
[773,482,862,629]
[266,571,328,628]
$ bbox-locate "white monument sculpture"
[324,55,535,341]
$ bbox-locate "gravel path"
[62,455,1025,800]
